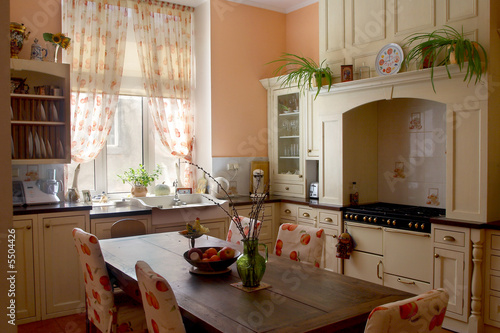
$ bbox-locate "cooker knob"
[349,215,353,220]
[354,215,358,220]
[368,217,372,222]
[363,216,367,221]
[344,214,349,219]
[373,218,377,223]
[414,223,419,229]
[408,222,413,228]
[421,223,425,230]
[386,220,391,225]
[392,220,396,226]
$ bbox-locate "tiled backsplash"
[212,157,269,196]
[377,98,446,208]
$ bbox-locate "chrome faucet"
[172,180,181,206]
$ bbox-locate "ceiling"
[170,0,318,14]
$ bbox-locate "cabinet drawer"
[298,206,316,220]
[273,183,304,195]
[384,273,431,295]
[491,275,500,292]
[490,295,500,323]
[434,228,465,247]
[491,255,500,272]
[280,203,297,218]
[318,210,340,228]
[491,234,500,251]
[237,204,273,218]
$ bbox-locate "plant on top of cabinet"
[118,164,162,197]
[267,53,333,99]
[403,25,487,92]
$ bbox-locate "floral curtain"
[131,0,195,187]
[62,0,129,163]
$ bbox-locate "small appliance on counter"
[13,169,62,206]
[309,182,319,199]
[21,181,61,205]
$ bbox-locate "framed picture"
[82,190,92,204]
[177,188,192,194]
[341,65,353,82]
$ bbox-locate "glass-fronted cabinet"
[266,85,306,198]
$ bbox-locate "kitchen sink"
[131,194,230,225]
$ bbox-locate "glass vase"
[236,239,268,288]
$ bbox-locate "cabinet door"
[344,251,383,285]
[92,215,150,240]
[13,216,39,323]
[319,113,343,204]
[323,228,340,273]
[434,247,465,318]
[306,92,320,158]
[203,219,227,240]
[39,213,87,317]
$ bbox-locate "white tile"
[409,133,425,157]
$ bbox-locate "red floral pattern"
[274,224,325,268]
[73,228,146,332]
[226,217,262,245]
[365,288,449,332]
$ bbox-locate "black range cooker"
[343,202,445,234]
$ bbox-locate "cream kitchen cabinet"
[152,218,228,241]
[485,230,500,329]
[10,59,70,165]
[91,214,151,239]
[13,210,89,323]
[306,92,321,159]
[261,78,306,198]
[12,215,39,324]
[235,203,277,250]
[432,224,470,329]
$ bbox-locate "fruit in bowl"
[183,246,240,272]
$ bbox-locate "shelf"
[11,94,64,100]
[12,121,65,126]
[279,112,299,116]
[279,156,300,159]
[12,159,68,166]
[279,135,299,139]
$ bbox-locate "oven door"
[383,228,432,284]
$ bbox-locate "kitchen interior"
[2,0,500,333]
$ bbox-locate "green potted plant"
[403,25,487,92]
[118,164,162,197]
[267,53,334,99]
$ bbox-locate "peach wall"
[210,2,319,158]
[210,1,286,157]
[286,2,319,64]
[10,0,62,60]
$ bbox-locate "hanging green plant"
[267,53,334,99]
[403,25,487,92]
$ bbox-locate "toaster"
[309,182,319,199]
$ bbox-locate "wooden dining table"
[100,232,412,333]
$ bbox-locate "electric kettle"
[208,177,230,199]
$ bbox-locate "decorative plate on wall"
[375,43,403,76]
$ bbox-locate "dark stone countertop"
[13,202,93,216]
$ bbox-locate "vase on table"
[236,239,268,288]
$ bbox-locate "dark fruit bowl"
[183,247,240,272]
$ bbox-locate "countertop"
[13,202,93,215]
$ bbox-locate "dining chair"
[226,216,261,244]
[72,228,146,333]
[135,260,186,333]
[274,223,325,268]
[110,219,147,238]
[364,288,449,333]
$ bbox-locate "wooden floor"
[18,313,456,333]
[18,313,89,333]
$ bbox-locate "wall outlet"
[226,163,233,170]
[12,168,19,177]
[233,163,239,170]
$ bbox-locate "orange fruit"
[209,254,221,262]
[205,248,218,257]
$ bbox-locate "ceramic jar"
[10,22,30,58]
[131,185,148,197]
[30,38,48,61]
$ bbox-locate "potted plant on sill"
[403,25,488,92]
[118,164,162,197]
[267,53,334,99]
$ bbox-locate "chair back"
[110,219,146,238]
[135,260,186,333]
[226,216,261,245]
[274,223,325,268]
[364,288,449,333]
[72,228,114,333]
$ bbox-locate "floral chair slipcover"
[364,288,449,333]
[135,260,186,333]
[72,228,146,333]
[226,216,261,245]
[274,223,325,268]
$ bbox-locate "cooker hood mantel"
[315,65,495,222]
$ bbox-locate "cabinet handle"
[298,175,303,178]
[45,223,50,228]
[303,212,310,218]
[332,234,337,239]
[26,226,31,230]
[397,278,416,285]
[434,253,440,258]
[308,149,312,153]
[324,218,333,222]
[284,209,291,214]
[443,236,455,242]
[376,261,383,280]
[285,187,290,191]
